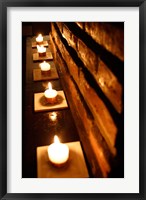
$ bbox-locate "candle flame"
[48,82,52,90]
[38,34,42,37]
[54,135,60,143]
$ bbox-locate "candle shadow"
[39,95,64,106]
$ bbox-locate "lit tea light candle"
[36,34,43,45]
[48,135,69,167]
[37,45,46,57]
[39,61,51,76]
[44,82,58,104]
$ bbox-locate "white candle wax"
[40,61,51,71]
[36,34,43,43]
[44,82,57,99]
[48,135,69,166]
[37,45,46,53]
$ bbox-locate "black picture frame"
[0,0,145,199]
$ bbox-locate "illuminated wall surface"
[50,22,124,178]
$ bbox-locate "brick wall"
[50,22,124,178]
